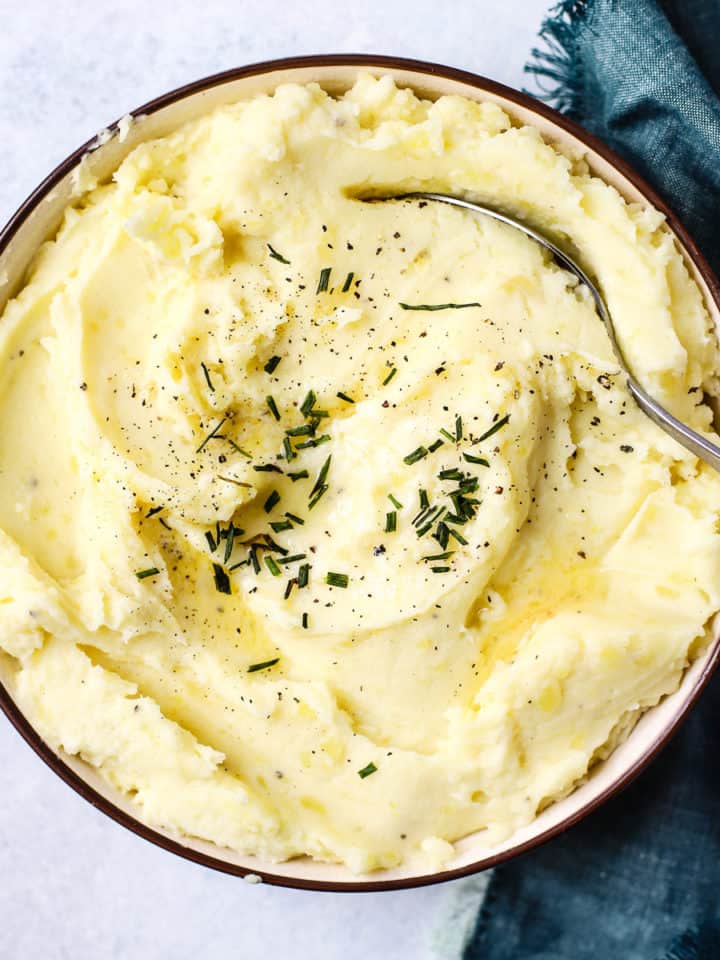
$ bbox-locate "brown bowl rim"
[2,53,720,892]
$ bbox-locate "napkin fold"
[451,2,720,957]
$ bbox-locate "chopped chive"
[358,762,377,779]
[439,468,464,481]
[225,437,251,458]
[434,522,450,549]
[283,579,295,599]
[205,531,217,553]
[385,511,397,532]
[196,416,228,453]
[266,396,281,421]
[146,505,164,518]
[286,424,314,437]
[416,521,433,537]
[310,455,332,498]
[428,438,444,453]
[200,362,215,392]
[300,390,317,416]
[419,489,429,510]
[463,453,490,466]
[388,494,403,509]
[248,657,280,673]
[448,528,468,546]
[399,302,482,311]
[218,475,252,488]
[439,428,456,443]
[302,612,309,629]
[249,546,261,574]
[431,566,451,573]
[253,463,283,473]
[264,355,282,374]
[297,563,310,588]
[264,490,281,513]
[422,551,455,562]
[455,415,463,441]
[326,572,349,588]
[316,267,332,293]
[337,391,355,404]
[477,414,510,443]
[212,563,231,594]
[135,567,160,580]
[288,470,309,481]
[285,512,305,525]
[282,437,296,462]
[404,446,428,465]
[269,520,293,532]
[308,484,328,510]
[224,525,236,563]
[459,477,479,493]
[159,517,172,531]
[297,434,330,449]
[216,521,222,544]
[278,554,307,565]
[382,366,397,386]
[309,410,329,419]
[267,243,290,265]
[341,271,354,293]
[265,556,281,577]
[229,559,249,571]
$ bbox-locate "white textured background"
[0,2,547,957]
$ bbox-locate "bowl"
[2,54,719,891]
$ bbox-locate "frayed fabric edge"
[524,0,593,117]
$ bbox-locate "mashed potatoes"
[1,75,720,873]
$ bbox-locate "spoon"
[362,192,720,472]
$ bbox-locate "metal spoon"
[363,192,720,472]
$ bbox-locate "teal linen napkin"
[456,2,720,957]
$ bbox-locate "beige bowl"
[1,55,719,891]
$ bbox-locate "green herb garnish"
[282,437,296,462]
[439,428,456,443]
[399,302,482,311]
[264,490,281,513]
[205,530,217,553]
[196,416,228,454]
[310,455,331,498]
[358,762,377,779]
[284,579,295,599]
[463,453,489,466]
[270,520,293,533]
[316,267,332,293]
[455,415,463,441]
[288,470,309,481]
[135,567,160,580]
[225,437,251,458]
[264,355,282,374]
[341,271,354,293]
[448,528,468,546]
[267,243,290,265]
[477,414,510,443]
[428,438,444,453]
[266,396,281,421]
[297,434,330,449]
[419,489,429,510]
[253,463,283,473]
[422,551,455,562]
[385,511,397,532]
[224,525,236,563]
[285,512,305,525]
[302,612,309,629]
[388,494,403,509]
[337,391,355,404]
[146,505,164,518]
[298,563,310,588]
[265,556,281,577]
[308,485,328,510]
[382,366,397,386]
[404,446,428,465]
[300,390,317,416]
[248,657,280,673]
[431,565,451,573]
[279,554,307,565]
[212,563,231,594]
[200,362,215,392]
[326,572,349,588]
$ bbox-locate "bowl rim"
[2,52,720,892]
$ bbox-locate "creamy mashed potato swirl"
[1,75,720,873]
